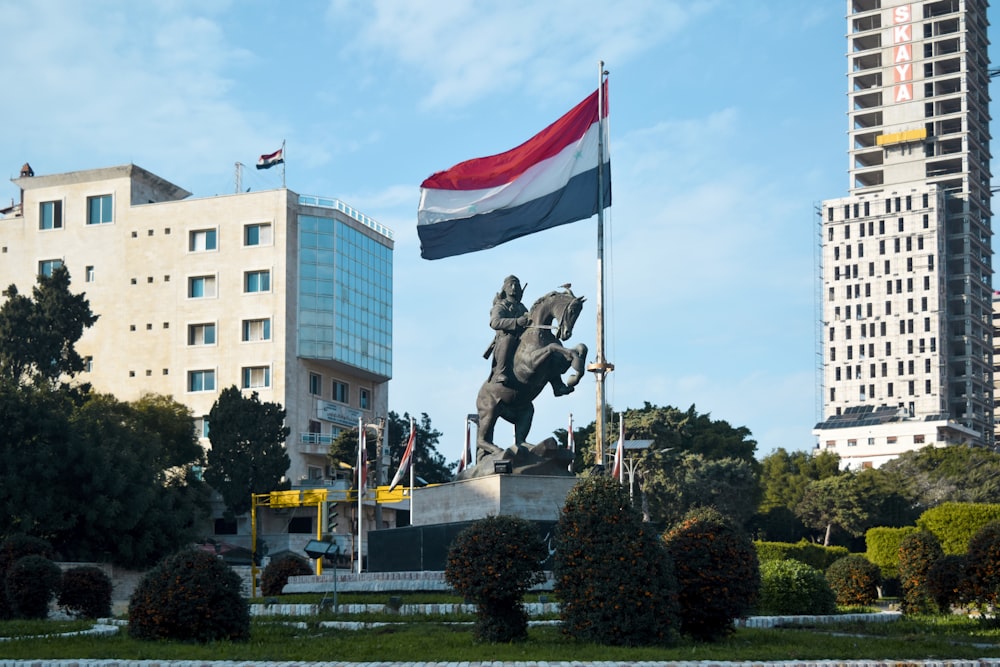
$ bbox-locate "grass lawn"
[2,615,1000,661]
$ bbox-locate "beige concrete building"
[0,163,393,490]
[814,0,992,468]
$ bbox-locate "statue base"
[367,474,578,572]
[411,473,578,525]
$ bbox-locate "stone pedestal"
[366,474,578,572]
[410,474,578,525]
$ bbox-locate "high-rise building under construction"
[814,0,992,467]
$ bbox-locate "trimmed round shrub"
[964,521,1000,609]
[261,554,312,597]
[0,535,54,620]
[926,554,966,613]
[6,555,62,619]
[445,514,546,643]
[58,566,113,619]
[826,555,881,607]
[129,549,249,642]
[898,530,944,615]
[554,476,679,646]
[663,507,760,641]
[758,559,836,615]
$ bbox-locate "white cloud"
[343,0,704,110]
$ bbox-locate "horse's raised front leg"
[565,343,588,388]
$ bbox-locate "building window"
[848,439,857,447]
[189,228,217,252]
[86,194,113,225]
[85,265,95,282]
[38,259,63,277]
[188,370,216,392]
[84,356,93,373]
[244,270,271,293]
[914,434,925,444]
[360,388,370,410]
[39,200,63,230]
[242,366,271,389]
[244,222,273,246]
[194,417,210,438]
[188,275,217,298]
[242,318,271,342]
[187,323,216,345]
[309,372,322,396]
[333,380,349,404]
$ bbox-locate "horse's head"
[556,293,585,340]
[529,289,586,341]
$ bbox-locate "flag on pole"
[389,418,416,491]
[417,81,611,260]
[458,418,472,474]
[567,413,575,473]
[358,426,368,495]
[256,146,284,170]
[610,413,624,482]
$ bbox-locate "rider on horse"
[486,275,529,385]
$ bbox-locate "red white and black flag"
[257,145,284,170]
[389,417,416,492]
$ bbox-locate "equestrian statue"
[461,275,587,477]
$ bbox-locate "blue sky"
[2,1,997,461]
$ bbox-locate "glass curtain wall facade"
[299,214,392,376]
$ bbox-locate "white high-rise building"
[0,163,394,487]
[814,0,992,468]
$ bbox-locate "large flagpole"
[409,417,416,526]
[357,417,364,574]
[589,61,613,469]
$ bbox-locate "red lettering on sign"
[893,5,911,24]
[894,25,911,43]
[895,63,912,82]
[895,84,912,103]
[894,45,911,64]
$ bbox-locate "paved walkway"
[3,661,1000,667]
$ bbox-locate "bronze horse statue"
[475,287,587,459]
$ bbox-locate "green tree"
[0,266,97,387]
[328,428,360,472]
[205,387,290,516]
[642,452,760,528]
[881,445,1000,510]
[329,411,454,486]
[132,392,205,472]
[795,468,911,546]
[0,388,209,568]
[386,411,453,483]
[625,403,757,462]
[758,448,840,513]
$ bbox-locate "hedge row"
[754,540,848,571]
[917,503,1000,555]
